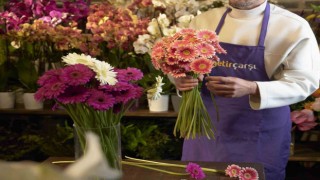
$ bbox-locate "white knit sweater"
[190,0,320,110]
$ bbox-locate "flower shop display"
[35,52,144,170]
[150,28,226,139]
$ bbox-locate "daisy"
[225,164,242,178]
[60,64,95,86]
[87,90,115,110]
[190,58,213,74]
[62,53,96,67]
[91,60,118,85]
[239,167,259,180]
[186,162,206,180]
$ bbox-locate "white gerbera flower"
[91,60,118,85]
[147,76,165,100]
[62,53,96,67]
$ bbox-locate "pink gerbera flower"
[37,68,62,86]
[225,164,242,178]
[60,64,94,86]
[112,88,137,104]
[175,46,198,62]
[116,67,143,82]
[239,167,259,180]
[196,29,218,43]
[190,58,213,74]
[186,162,206,180]
[197,43,216,58]
[57,86,90,104]
[86,90,115,110]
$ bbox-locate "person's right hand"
[174,75,203,91]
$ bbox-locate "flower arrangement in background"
[290,88,320,131]
[35,52,144,169]
[150,28,226,139]
[304,4,320,43]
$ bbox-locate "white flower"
[62,53,96,67]
[162,26,180,37]
[10,41,20,48]
[133,34,155,54]
[147,76,165,100]
[177,14,195,28]
[91,60,118,85]
[152,0,166,7]
[157,13,170,29]
[147,19,162,36]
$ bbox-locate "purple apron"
[182,3,291,180]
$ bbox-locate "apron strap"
[215,3,271,47]
[215,8,231,35]
[258,3,270,46]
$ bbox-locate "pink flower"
[186,162,206,180]
[225,164,241,178]
[175,45,198,62]
[190,58,213,74]
[291,109,317,131]
[239,167,259,180]
[196,30,218,43]
[61,64,94,86]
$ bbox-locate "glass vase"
[74,123,122,170]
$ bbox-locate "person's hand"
[205,76,258,98]
[174,75,204,91]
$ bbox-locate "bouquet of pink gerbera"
[151,28,226,139]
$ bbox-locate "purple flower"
[86,90,115,110]
[60,64,94,86]
[37,68,62,86]
[186,162,206,180]
[116,67,143,82]
[57,86,90,104]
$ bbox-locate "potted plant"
[0,34,18,109]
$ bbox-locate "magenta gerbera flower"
[37,68,62,86]
[175,46,198,62]
[86,90,115,110]
[197,43,216,58]
[113,88,137,104]
[225,164,242,178]
[57,86,90,104]
[60,64,94,86]
[196,29,218,43]
[116,67,143,82]
[190,58,213,74]
[239,167,259,180]
[186,162,206,180]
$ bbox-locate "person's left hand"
[205,76,258,98]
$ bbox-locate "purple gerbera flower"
[57,86,90,104]
[186,162,206,180]
[37,68,62,86]
[60,64,94,86]
[116,67,143,82]
[86,90,115,111]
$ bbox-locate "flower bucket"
[147,94,169,112]
[0,92,15,109]
[23,93,44,110]
[171,94,182,112]
[74,123,122,170]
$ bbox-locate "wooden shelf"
[0,108,178,118]
[289,144,320,162]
